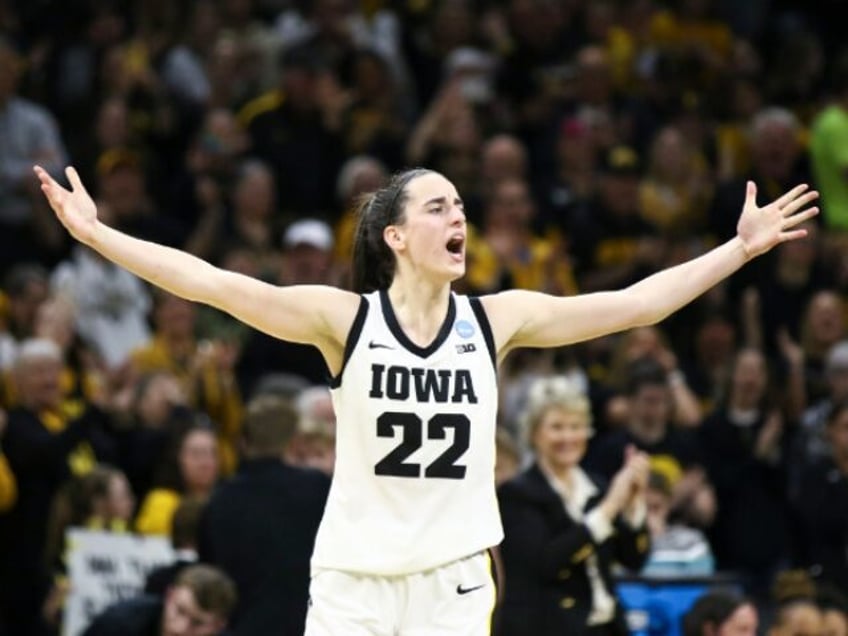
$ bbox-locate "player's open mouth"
[446,235,465,262]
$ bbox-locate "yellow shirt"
[135,488,181,536]
[0,451,17,512]
[466,229,579,295]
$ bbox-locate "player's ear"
[383,225,404,251]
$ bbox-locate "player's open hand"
[737,181,819,259]
[33,165,99,245]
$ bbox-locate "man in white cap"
[281,218,338,286]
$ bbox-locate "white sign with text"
[63,529,174,636]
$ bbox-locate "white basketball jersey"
[311,290,502,576]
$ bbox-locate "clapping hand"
[601,446,651,521]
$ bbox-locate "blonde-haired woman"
[498,377,651,636]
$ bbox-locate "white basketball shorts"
[304,550,498,636]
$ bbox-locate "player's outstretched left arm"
[482,181,818,358]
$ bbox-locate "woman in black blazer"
[497,377,651,636]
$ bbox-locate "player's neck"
[386,280,451,348]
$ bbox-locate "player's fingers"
[65,166,86,193]
[781,190,818,217]
[33,165,56,187]
[784,206,819,228]
[774,183,810,210]
[780,228,808,243]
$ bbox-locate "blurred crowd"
[2,0,848,634]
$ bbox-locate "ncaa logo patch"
[455,320,475,339]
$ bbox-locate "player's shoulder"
[474,289,543,326]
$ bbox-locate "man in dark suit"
[197,394,331,636]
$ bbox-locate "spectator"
[585,357,716,530]
[678,309,738,414]
[535,115,598,238]
[793,340,848,476]
[288,385,336,476]
[605,326,703,428]
[1,263,49,354]
[1,264,49,399]
[569,145,665,293]
[236,220,337,393]
[768,569,846,636]
[198,395,330,636]
[799,290,846,405]
[769,599,824,636]
[711,106,809,245]
[332,154,388,266]
[42,464,135,630]
[739,220,831,360]
[498,376,650,636]
[116,371,195,501]
[135,423,219,536]
[791,398,848,592]
[94,149,185,249]
[44,464,135,572]
[0,338,116,635]
[237,45,345,217]
[130,290,243,474]
[338,49,409,169]
[0,36,68,274]
[810,50,848,232]
[699,348,792,599]
[285,412,335,477]
[817,585,848,636]
[469,177,578,296]
[681,590,758,636]
[642,470,715,577]
[51,244,152,371]
[33,295,106,409]
[144,496,205,596]
[176,107,249,261]
[405,72,483,198]
[479,134,529,205]
[82,563,237,636]
[189,157,282,279]
[639,124,713,239]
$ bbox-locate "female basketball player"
[34,165,817,635]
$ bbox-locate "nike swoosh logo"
[456,584,485,595]
[368,341,394,350]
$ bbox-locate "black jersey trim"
[469,297,497,370]
[328,295,369,389]
[379,289,456,358]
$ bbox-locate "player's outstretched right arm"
[33,166,357,355]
